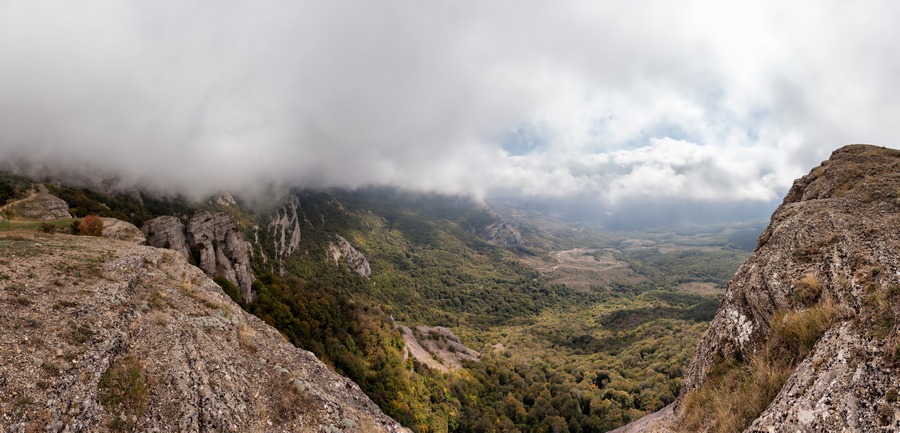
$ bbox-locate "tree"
[78,215,104,237]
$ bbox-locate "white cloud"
[0,0,897,217]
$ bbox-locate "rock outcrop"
[268,195,302,264]
[142,212,256,303]
[480,219,523,246]
[0,230,408,432]
[659,145,900,432]
[187,210,256,303]
[142,215,190,259]
[100,217,146,244]
[328,235,371,278]
[8,189,72,220]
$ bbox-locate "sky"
[1,1,899,224]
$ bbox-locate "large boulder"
[101,217,146,245]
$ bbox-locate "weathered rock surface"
[8,190,72,220]
[328,235,371,278]
[268,195,302,264]
[100,217,146,244]
[142,215,190,259]
[480,220,523,246]
[143,212,256,303]
[0,231,408,433]
[644,145,900,432]
[187,211,256,303]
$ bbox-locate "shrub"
[39,222,55,234]
[77,215,103,237]
[99,355,149,431]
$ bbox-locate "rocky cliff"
[267,195,303,270]
[328,235,371,278]
[0,229,407,433]
[187,211,256,303]
[143,212,256,303]
[648,145,900,432]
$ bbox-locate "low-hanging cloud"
[1,1,898,219]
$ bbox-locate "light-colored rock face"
[100,217,146,245]
[141,215,190,259]
[187,210,256,303]
[672,145,900,431]
[268,195,302,265]
[9,192,72,220]
[328,235,371,278]
[0,231,408,432]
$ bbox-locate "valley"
[1,171,757,432]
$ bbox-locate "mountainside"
[2,174,751,432]
[0,228,407,432]
[626,145,900,432]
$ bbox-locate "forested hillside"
[4,175,751,432]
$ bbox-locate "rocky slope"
[0,229,407,433]
[637,145,900,432]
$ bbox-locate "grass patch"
[99,354,149,432]
[680,298,840,433]
[793,273,821,307]
[0,218,77,232]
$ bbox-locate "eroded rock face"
[187,210,256,303]
[268,195,302,264]
[10,192,72,220]
[328,235,371,278]
[0,232,408,432]
[671,145,900,431]
[142,215,190,259]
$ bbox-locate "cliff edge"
[668,144,900,432]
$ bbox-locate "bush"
[39,222,55,234]
[77,215,103,237]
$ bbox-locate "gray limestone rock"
[141,216,190,259]
[187,210,256,303]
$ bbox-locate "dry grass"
[680,298,840,433]
[237,324,257,353]
[793,273,822,306]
